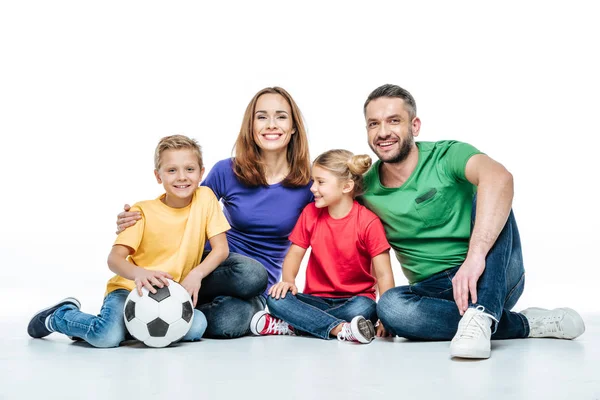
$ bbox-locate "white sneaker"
[336,316,375,344]
[521,307,585,339]
[450,306,494,359]
[249,311,294,336]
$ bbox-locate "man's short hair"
[363,84,417,120]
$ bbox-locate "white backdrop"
[1,1,598,317]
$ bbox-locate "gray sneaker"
[337,316,375,344]
[521,307,585,339]
[27,297,81,338]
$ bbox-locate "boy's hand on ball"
[180,271,202,307]
[133,269,173,296]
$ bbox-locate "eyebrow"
[255,110,290,115]
[368,114,403,122]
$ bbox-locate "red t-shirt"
[289,201,390,300]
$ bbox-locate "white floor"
[1,314,599,400]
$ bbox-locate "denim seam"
[505,272,526,306]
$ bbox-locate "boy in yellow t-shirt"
[27,135,231,347]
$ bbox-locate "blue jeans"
[377,196,529,340]
[50,290,207,348]
[196,252,268,339]
[267,293,377,340]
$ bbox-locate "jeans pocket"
[414,188,452,228]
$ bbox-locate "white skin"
[365,97,514,316]
[107,149,229,306]
[115,93,296,231]
[269,166,395,337]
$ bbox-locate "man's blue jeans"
[196,252,268,339]
[267,293,377,340]
[50,289,208,348]
[377,198,530,340]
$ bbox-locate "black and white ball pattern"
[123,279,194,348]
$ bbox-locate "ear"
[154,169,162,184]
[199,167,206,182]
[291,127,296,135]
[411,117,422,137]
[342,179,354,194]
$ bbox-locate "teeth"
[379,141,396,146]
[264,134,280,139]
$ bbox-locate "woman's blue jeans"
[195,252,268,339]
[377,197,530,340]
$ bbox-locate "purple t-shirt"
[201,158,313,291]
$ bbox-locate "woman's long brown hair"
[233,87,311,187]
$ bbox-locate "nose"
[377,122,390,139]
[176,170,186,180]
[267,116,277,129]
[310,181,318,193]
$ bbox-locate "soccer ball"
[123,279,194,348]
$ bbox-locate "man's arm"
[452,153,514,315]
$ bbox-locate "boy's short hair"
[154,135,203,170]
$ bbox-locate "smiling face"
[252,93,295,154]
[365,97,420,164]
[310,165,351,209]
[154,149,204,208]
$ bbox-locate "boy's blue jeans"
[50,289,207,348]
[377,197,530,340]
[267,293,377,340]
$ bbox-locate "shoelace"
[456,306,493,339]
[337,323,357,342]
[266,317,292,335]
[530,315,562,335]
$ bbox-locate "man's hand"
[268,281,298,299]
[452,255,486,315]
[116,204,141,234]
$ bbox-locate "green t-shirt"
[360,140,481,284]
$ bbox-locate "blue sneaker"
[27,297,81,338]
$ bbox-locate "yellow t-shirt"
[106,187,231,295]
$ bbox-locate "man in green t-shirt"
[360,84,585,359]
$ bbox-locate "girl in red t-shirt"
[249,149,395,343]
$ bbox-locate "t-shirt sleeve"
[204,189,231,239]
[443,141,482,182]
[288,205,313,249]
[114,204,145,254]
[201,159,230,199]
[363,217,391,258]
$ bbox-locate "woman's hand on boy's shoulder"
[116,203,142,234]
[268,281,298,300]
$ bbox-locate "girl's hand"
[180,271,202,307]
[116,204,142,234]
[133,269,172,296]
[375,319,390,337]
[268,281,298,299]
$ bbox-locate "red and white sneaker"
[250,311,295,336]
[336,316,375,344]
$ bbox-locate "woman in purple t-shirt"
[117,87,313,339]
